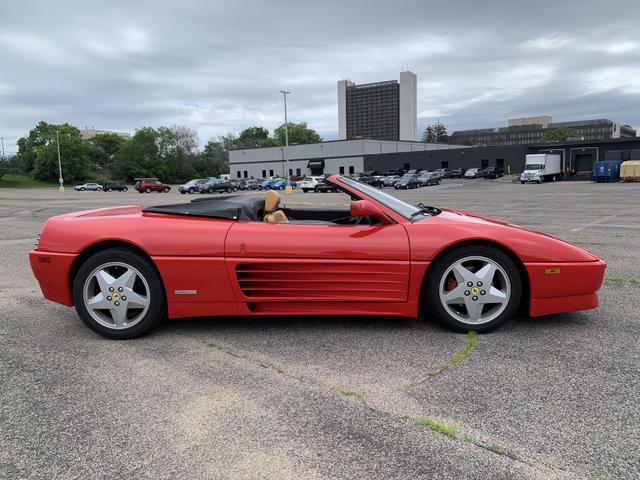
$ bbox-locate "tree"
[421,125,436,143]
[540,128,578,143]
[237,126,276,148]
[273,122,322,145]
[90,132,126,165]
[421,120,449,144]
[16,121,58,173]
[200,138,229,177]
[29,123,91,182]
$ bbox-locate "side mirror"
[350,200,391,224]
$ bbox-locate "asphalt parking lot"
[1,179,639,480]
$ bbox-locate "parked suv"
[480,166,504,179]
[418,171,441,186]
[299,176,324,193]
[134,178,171,193]
[103,182,128,192]
[179,178,207,194]
[198,178,234,194]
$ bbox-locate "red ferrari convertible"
[30,174,606,339]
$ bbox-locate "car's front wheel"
[72,248,165,339]
[145,187,151,193]
[424,245,521,333]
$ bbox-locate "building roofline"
[228,138,433,152]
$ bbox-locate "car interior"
[144,181,384,225]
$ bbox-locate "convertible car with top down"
[29,174,606,339]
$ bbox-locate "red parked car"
[134,178,171,193]
[30,174,606,339]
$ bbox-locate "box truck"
[520,154,562,184]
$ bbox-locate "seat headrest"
[264,190,281,213]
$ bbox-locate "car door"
[225,221,410,310]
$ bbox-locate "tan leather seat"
[263,190,289,223]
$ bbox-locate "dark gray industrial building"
[230,137,640,179]
[362,138,640,176]
[451,116,637,146]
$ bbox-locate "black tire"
[302,189,308,193]
[163,187,170,193]
[107,188,112,192]
[81,187,85,191]
[97,187,102,191]
[189,187,195,194]
[72,248,166,340]
[145,187,151,193]
[521,181,525,184]
[314,186,320,192]
[124,187,128,192]
[424,245,522,333]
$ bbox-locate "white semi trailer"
[520,154,562,184]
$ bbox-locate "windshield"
[525,164,544,170]
[337,176,424,220]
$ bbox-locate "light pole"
[56,131,64,192]
[280,90,292,194]
[1,137,4,159]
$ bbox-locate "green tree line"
[14,121,322,184]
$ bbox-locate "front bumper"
[525,260,607,317]
[29,250,76,306]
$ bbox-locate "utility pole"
[1,137,5,159]
[56,131,64,192]
[280,90,292,193]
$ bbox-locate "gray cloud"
[2,0,640,153]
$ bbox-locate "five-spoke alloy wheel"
[73,248,165,339]
[425,245,521,332]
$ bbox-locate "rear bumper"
[29,250,76,306]
[525,260,606,317]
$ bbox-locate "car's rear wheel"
[72,248,165,339]
[425,245,521,333]
[163,187,170,193]
[188,187,195,194]
[302,188,308,193]
[144,187,151,193]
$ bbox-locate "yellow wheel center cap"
[471,287,479,295]
[112,292,121,301]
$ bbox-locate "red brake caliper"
[447,276,457,292]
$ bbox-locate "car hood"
[407,208,601,263]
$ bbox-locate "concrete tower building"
[338,71,417,141]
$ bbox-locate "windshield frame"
[331,175,426,221]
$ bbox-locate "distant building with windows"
[337,71,417,141]
[80,128,131,141]
[451,116,636,146]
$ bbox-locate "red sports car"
[29,174,606,339]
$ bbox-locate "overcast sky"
[2,0,640,153]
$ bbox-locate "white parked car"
[464,168,481,179]
[74,183,102,191]
[299,176,325,193]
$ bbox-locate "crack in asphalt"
[193,332,577,479]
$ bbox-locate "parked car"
[102,182,128,192]
[258,178,283,190]
[299,176,324,193]
[271,179,297,190]
[464,168,481,179]
[418,172,441,186]
[450,168,466,178]
[74,182,102,191]
[383,175,401,187]
[238,179,260,190]
[134,178,171,193]
[359,176,384,188]
[435,168,452,179]
[30,173,606,339]
[178,179,207,194]
[198,178,234,194]
[314,179,338,192]
[394,174,420,189]
[481,167,504,179]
